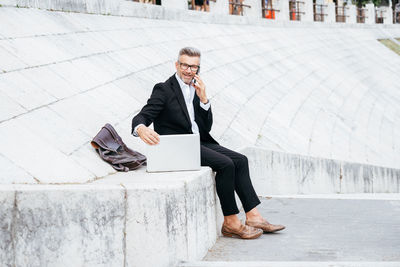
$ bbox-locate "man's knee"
[235,154,248,167]
[219,157,235,172]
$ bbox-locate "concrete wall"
[243,0,262,19]
[210,0,229,14]
[348,4,357,24]
[326,3,336,23]
[384,6,394,24]
[0,168,221,267]
[0,184,125,267]
[303,0,314,22]
[366,3,376,24]
[243,147,400,195]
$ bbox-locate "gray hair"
[178,47,201,60]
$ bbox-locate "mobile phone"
[193,68,200,85]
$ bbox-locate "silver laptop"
[146,134,201,172]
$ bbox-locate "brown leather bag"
[91,123,146,171]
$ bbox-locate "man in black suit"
[132,47,285,239]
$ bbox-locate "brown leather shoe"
[246,219,285,233]
[221,224,263,239]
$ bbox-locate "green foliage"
[353,0,381,7]
[379,39,400,56]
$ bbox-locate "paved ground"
[204,196,400,262]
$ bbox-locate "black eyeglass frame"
[178,61,200,72]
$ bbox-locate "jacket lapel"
[170,75,191,127]
[193,93,200,112]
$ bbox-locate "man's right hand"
[137,125,160,145]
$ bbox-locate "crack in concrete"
[183,181,189,260]
[0,152,39,184]
[11,190,17,267]
[120,183,128,267]
[300,161,313,185]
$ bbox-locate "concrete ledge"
[242,147,400,195]
[0,167,222,267]
[2,147,400,266]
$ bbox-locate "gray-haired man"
[132,47,285,239]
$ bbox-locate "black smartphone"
[193,68,200,85]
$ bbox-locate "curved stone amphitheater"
[1,5,400,184]
[1,1,400,267]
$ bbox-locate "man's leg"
[202,143,285,234]
[201,144,239,216]
[201,143,261,213]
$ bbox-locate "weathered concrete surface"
[243,147,400,194]
[0,190,15,266]
[1,6,400,184]
[101,168,219,267]
[94,167,222,267]
[202,197,400,262]
[0,184,126,267]
[0,167,222,267]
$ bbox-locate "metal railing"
[262,0,280,19]
[313,4,327,22]
[375,8,386,24]
[229,0,251,16]
[289,0,305,21]
[356,8,367,23]
[336,6,348,23]
[262,7,281,19]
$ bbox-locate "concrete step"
[0,168,221,267]
[178,261,400,267]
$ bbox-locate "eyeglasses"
[178,61,200,72]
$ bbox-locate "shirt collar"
[175,73,192,89]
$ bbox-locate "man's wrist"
[200,99,211,111]
[200,98,209,104]
[133,124,145,137]
[137,125,144,134]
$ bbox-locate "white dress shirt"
[175,73,210,134]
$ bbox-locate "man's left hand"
[193,74,208,104]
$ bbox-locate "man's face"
[175,55,200,85]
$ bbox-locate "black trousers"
[201,142,261,216]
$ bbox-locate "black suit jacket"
[132,74,218,144]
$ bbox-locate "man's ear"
[175,61,179,71]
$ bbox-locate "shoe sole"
[221,230,263,239]
[262,226,286,233]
